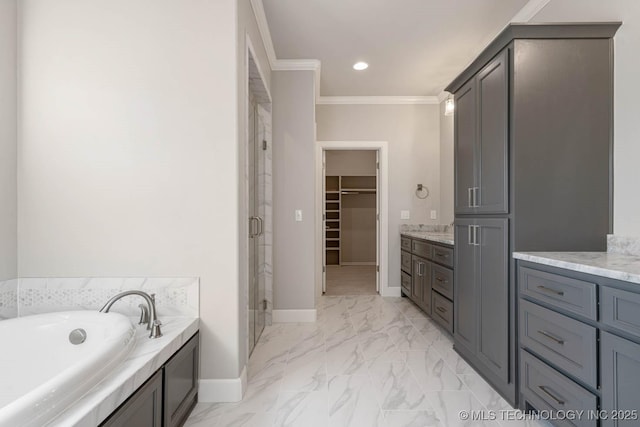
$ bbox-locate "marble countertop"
[47,316,199,427]
[513,252,640,285]
[401,231,454,246]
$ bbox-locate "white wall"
[18,0,241,385]
[316,104,440,287]
[236,0,272,373]
[272,70,316,309]
[439,101,454,225]
[531,0,640,237]
[0,0,17,282]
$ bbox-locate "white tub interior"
[0,311,135,427]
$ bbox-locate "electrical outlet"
[295,210,303,222]
[430,210,437,220]
[400,210,410,220]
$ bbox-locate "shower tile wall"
[258,102,273,326]
[248,52,273,327]
[0,279,18,319]
[0,277,198,318]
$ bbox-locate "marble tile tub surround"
[0,279,18,319]
[186,294,550,427]
[13,277,199,317]
[513,252,640,286]
[50,317,199,427]
[607,234,640,256]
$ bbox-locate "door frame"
[315,141,390,298]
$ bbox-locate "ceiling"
[262,0,531,97]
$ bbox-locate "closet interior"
[323,150,378,295]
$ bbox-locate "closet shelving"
[324,175,377,266]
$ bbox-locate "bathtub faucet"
[100,291,162,339]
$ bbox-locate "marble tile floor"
[325,266,377,296]
[186,295,551,427]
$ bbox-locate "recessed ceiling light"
[353,62,368,71]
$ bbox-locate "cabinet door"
[454,220,476,354]
[164,333,199,427]
[411,256,424,304]
[476,50,509,214]
[411,256,427,309]
[101,370,163,427]
[476,218,509,381]
[454,79,477,214]
[421,261,433,314]
[601,332,640,427]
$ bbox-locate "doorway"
[324,150,378,295]
[315,141,389,298]
[247,46,272,356]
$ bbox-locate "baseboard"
[272,309,317,322]
[198,365,247,402]
[382,286,402,297]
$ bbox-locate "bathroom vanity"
[400,230,455,333]
[515,251,640,426]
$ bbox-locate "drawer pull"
[435,252,449,258]
[538,385,565,406]
[537,285,565,297]
[435,277,449,284]
[436,306,447,313]
[537,330,565,345]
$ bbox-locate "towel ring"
[416,184,429,200]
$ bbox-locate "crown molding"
[272,59,321,71]
[511,0,552,22]
[250,0,277,69]
[437,91,450,103]
[317,96,439,105]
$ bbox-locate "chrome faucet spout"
[100,290,162,338]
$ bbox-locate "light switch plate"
[295,209,303,222]
[400,210,410,220]
[430,210,437,220]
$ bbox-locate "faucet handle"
[149,320,163,339]
[138,304,150,325]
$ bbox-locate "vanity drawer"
[401,271,411,294]
[411,240,431,259]
[401,236,412,251]
[601,286,640,340]
[431,245,453,268]
[519,266,597,320]
[520,350,597,427]
[520,300,597,387]
[432,264,453,300]
[431,291,453,334]
[401,250,412,274]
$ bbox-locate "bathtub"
[0,311,136,427]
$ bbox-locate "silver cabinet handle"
[537,286,565,297]
[538,385,565,406]
[537,330,565,345]
[468,187,473,208]
[474,225,480,246]
[473,187,480,207]
[468,225,473,245]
